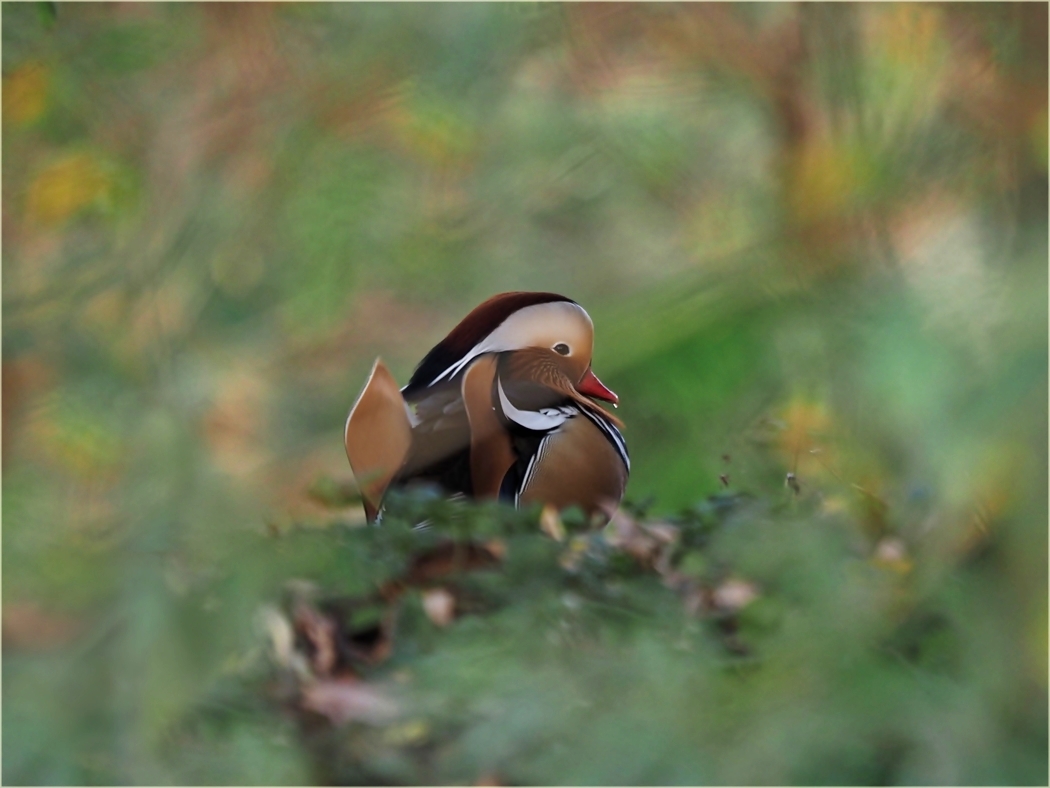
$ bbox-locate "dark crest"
[402,292,576,399]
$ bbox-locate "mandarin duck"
[344,292,629,523]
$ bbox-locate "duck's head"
[402,292,618,406]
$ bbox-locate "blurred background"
[3,3,1047,784]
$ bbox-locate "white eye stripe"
[409,301,593,390]
[433,348,486,385]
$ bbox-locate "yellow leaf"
[952,440,1027,556]
[875,5,942,67]
[787,140,872,224]
[776,397,831,466]
[559,535,590,571]
[820,495,849,516]
[3,62,49,126]
[202,364,272,479]
[27,392,123,481]
[26,153,112,225]
[1029,106,1047,174]
[382,719,430,747]
[539,504,566,542]
[389,87,475,168]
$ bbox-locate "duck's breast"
[516,411,628,517]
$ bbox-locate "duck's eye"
[553,343,570,356]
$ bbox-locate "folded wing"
[344,359,414,522]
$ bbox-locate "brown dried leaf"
[604,509,679,570]
[683,584,712,618]
[483,539,507,561]
[258,606,294,662]
[300,677,399,726]
[421,587,456,627]
[712,579,760,613]
[684,578,760,618]
[604,507,647,552]
[645,522,680,545]
[314,595,400,667]
[3,603,80,650]
[404,541,503,585]
[293,601,338,677]
[872,537,913,574]
[257,605,312,679]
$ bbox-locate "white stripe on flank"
[516,432,555,506]
[497,377,573,432]
[582,409,630,472]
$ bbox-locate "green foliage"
[3,3,1046,785]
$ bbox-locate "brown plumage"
[516,411,627,513]
[344,293,628,522]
